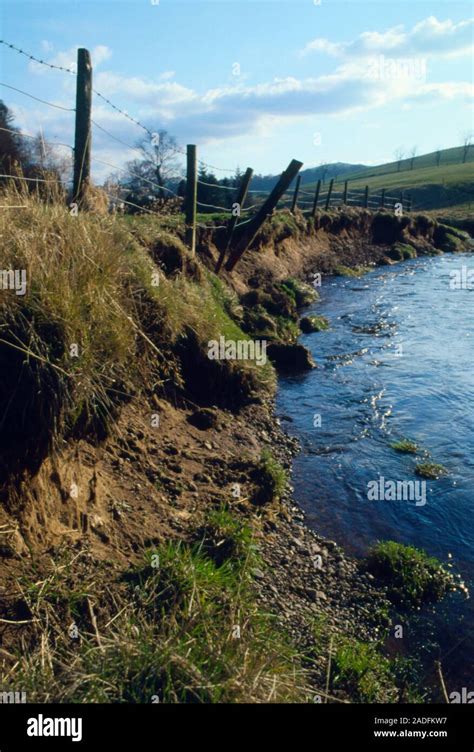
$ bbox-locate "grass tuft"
[390,439,418,454]
[366,541,454,608]
[415,462,448,479]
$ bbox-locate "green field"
[304,146,474,212]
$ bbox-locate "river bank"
[0,196,471,702]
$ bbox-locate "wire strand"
[0,173,63,184]
[0,39,76,75]
[0,125,73,151]
[0,82,75,111]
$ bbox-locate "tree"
[134,129,180,198]
[394,148,405,173]
[409,146,417,171]
[0,100,30,176]
[462,132,472,164]
[435,148,442,168]
[196,166,229,213]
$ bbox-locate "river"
[277,252,474,694]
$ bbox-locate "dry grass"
[1,515,311,703]
[0,184,274,462]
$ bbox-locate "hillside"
[302,146,474,212]
[251,162,367,191]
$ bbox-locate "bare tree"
[394,148,405,173]
[409,145,418,171]
[462,132,472,164]
[134,129,180,197]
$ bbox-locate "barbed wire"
[0,82,75,111]
[196,199,231,212]
[1,38,236,175]
[91,119,145,157]
[91,89,154,138]
[0,125,73,151]
[93,156,182,198]
[196,222,228,230]
[0,172,64,184]
[197,178,237,191]
[0,39,76,75]
[100,189,162,216]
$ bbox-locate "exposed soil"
[1,207,470,697]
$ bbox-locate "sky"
[0,0,473,182]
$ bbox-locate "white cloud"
[15,20,472,180]
[28,44,113,74]
[301,16,474,59]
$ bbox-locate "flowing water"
[277,252,474,692]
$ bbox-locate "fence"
[0,41,413,272]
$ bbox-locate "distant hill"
[300,146,474,212]
[250,162,367,191]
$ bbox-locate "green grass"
[5,516,309,703]
[253,449,287,505]
[279,277,319,307]
[415,462,448,479]
[366,541,454,609]
[390,439,418,454]
[307,146,474,188]
[389,242,417,261]
[304,147,474,212]
[332,639,397,703]
[333,264,371,277]
[300,315,329,333]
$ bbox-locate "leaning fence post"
[73,48,92,205]
[215,167,253,273]
[325,178,334,211]
[291,175,301,213]
[225,158,303,272]
[185,144,197,256]
[343,180,348,205]
[380,188,385,209]
[311,179,321,217]
[364,185,369,208]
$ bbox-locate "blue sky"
[1,0,472,180]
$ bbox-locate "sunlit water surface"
[277,253,474,691]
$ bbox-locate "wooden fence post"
[185,144,197,255]
[73,48,92,204]
[364,185,369,208]
[291,175,301,213]
[225,158,303,272]
[380,188,385,209]
[400,190,404,210]
[311,179,321,217]
[325,178,334,210]
[215,167,253,273]
[343,180,348,205]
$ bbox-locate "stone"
[187,408,219,431]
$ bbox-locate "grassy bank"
[0,184,469,703]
